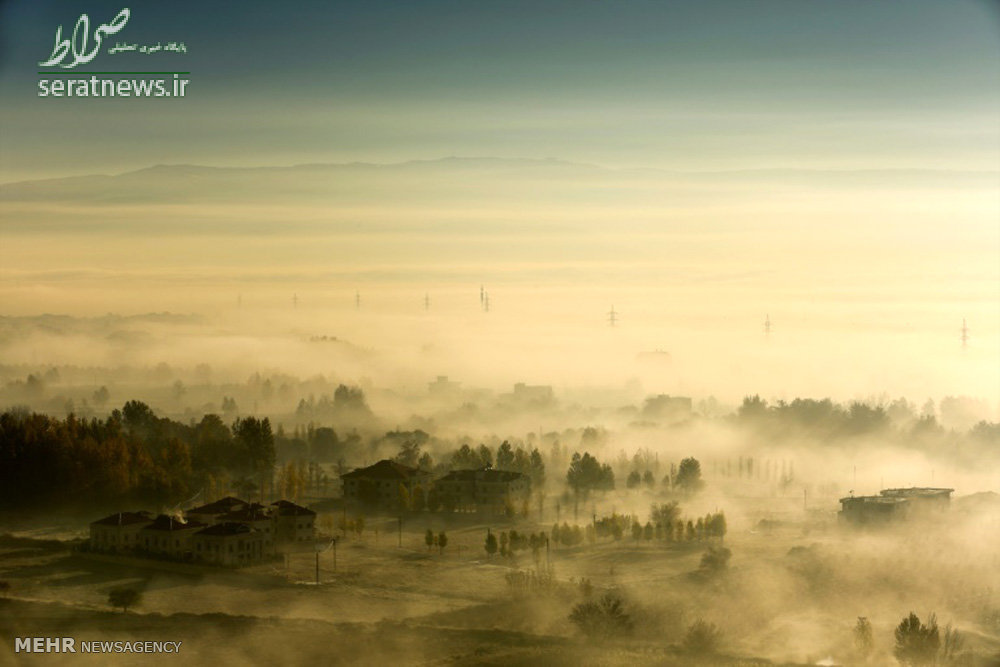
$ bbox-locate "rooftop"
[221,503,271,522]
[142,514,206,532]
[187,496,248,515]
[271,499,316,516]
[340,459,428,481]
[91,511,153,527]
[196,522,255,537]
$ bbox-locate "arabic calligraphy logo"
[39,8,130,69]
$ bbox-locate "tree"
[626,470,641,489]
[108,587,141,613]
[484,530,498,559]
[496,441,515,470]
[894,612,940,666]
[437,531,448,554]
[425,529,435,551]
[854,617,874,660]
[676,457,704,494]
[941,624,965,666]
[0,581,9,597]
[698,546,731,574]
[569,593,633,639]
[684,619,721,654]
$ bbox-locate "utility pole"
[961,318,969,349]
[764,314,772,335]
[424,293,430,311]
[355,290,360,310]
[293,293,298,309]
[607,306,618,327]
[332,537,338,572]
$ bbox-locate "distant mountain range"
[2,157,994,206]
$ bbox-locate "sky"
[0,1,997,407]
[0,0,998,180]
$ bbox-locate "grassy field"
[1,498,998,666]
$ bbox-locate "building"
[185,496,251,525]
[839,487,953,525]
[193,522,269,566]
[89,511,153,554]
[89,496,318,566]
[270,500,317,544]
[138,514,206,559]
[340,459,433,510]
[435,467,530,513]
[428,375,461,399]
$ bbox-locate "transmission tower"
[355,290,360,310]
[424,293,430,311]
[607,306,618,327]
[961,318,969,348]
[293,293,298,309]
[764,314,772,335]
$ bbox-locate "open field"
[2,489,998,666]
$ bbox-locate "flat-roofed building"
[839,487,953,525]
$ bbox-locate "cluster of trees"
[274,423,360,463]
[446,440,546,487]
[293,384,372,422]
[566,452,615,496]
[423,529,448,554]
[737,394,998,446]
[483,529,549,563]
[0,404,275,508]
[569,593,633,639]
[851,613,969,666]
[625,469,656,489]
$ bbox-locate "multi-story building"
[138,514,206,558]
[90,496,318,565]
[270,500,317,544]
[435,467,530,513]
[192,522,269,566]
[340,459,433,510]
[89,511,153,553]
[185,496,251,525]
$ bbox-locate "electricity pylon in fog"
[607,306,618,327]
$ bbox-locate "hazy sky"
[1,0,998,180]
